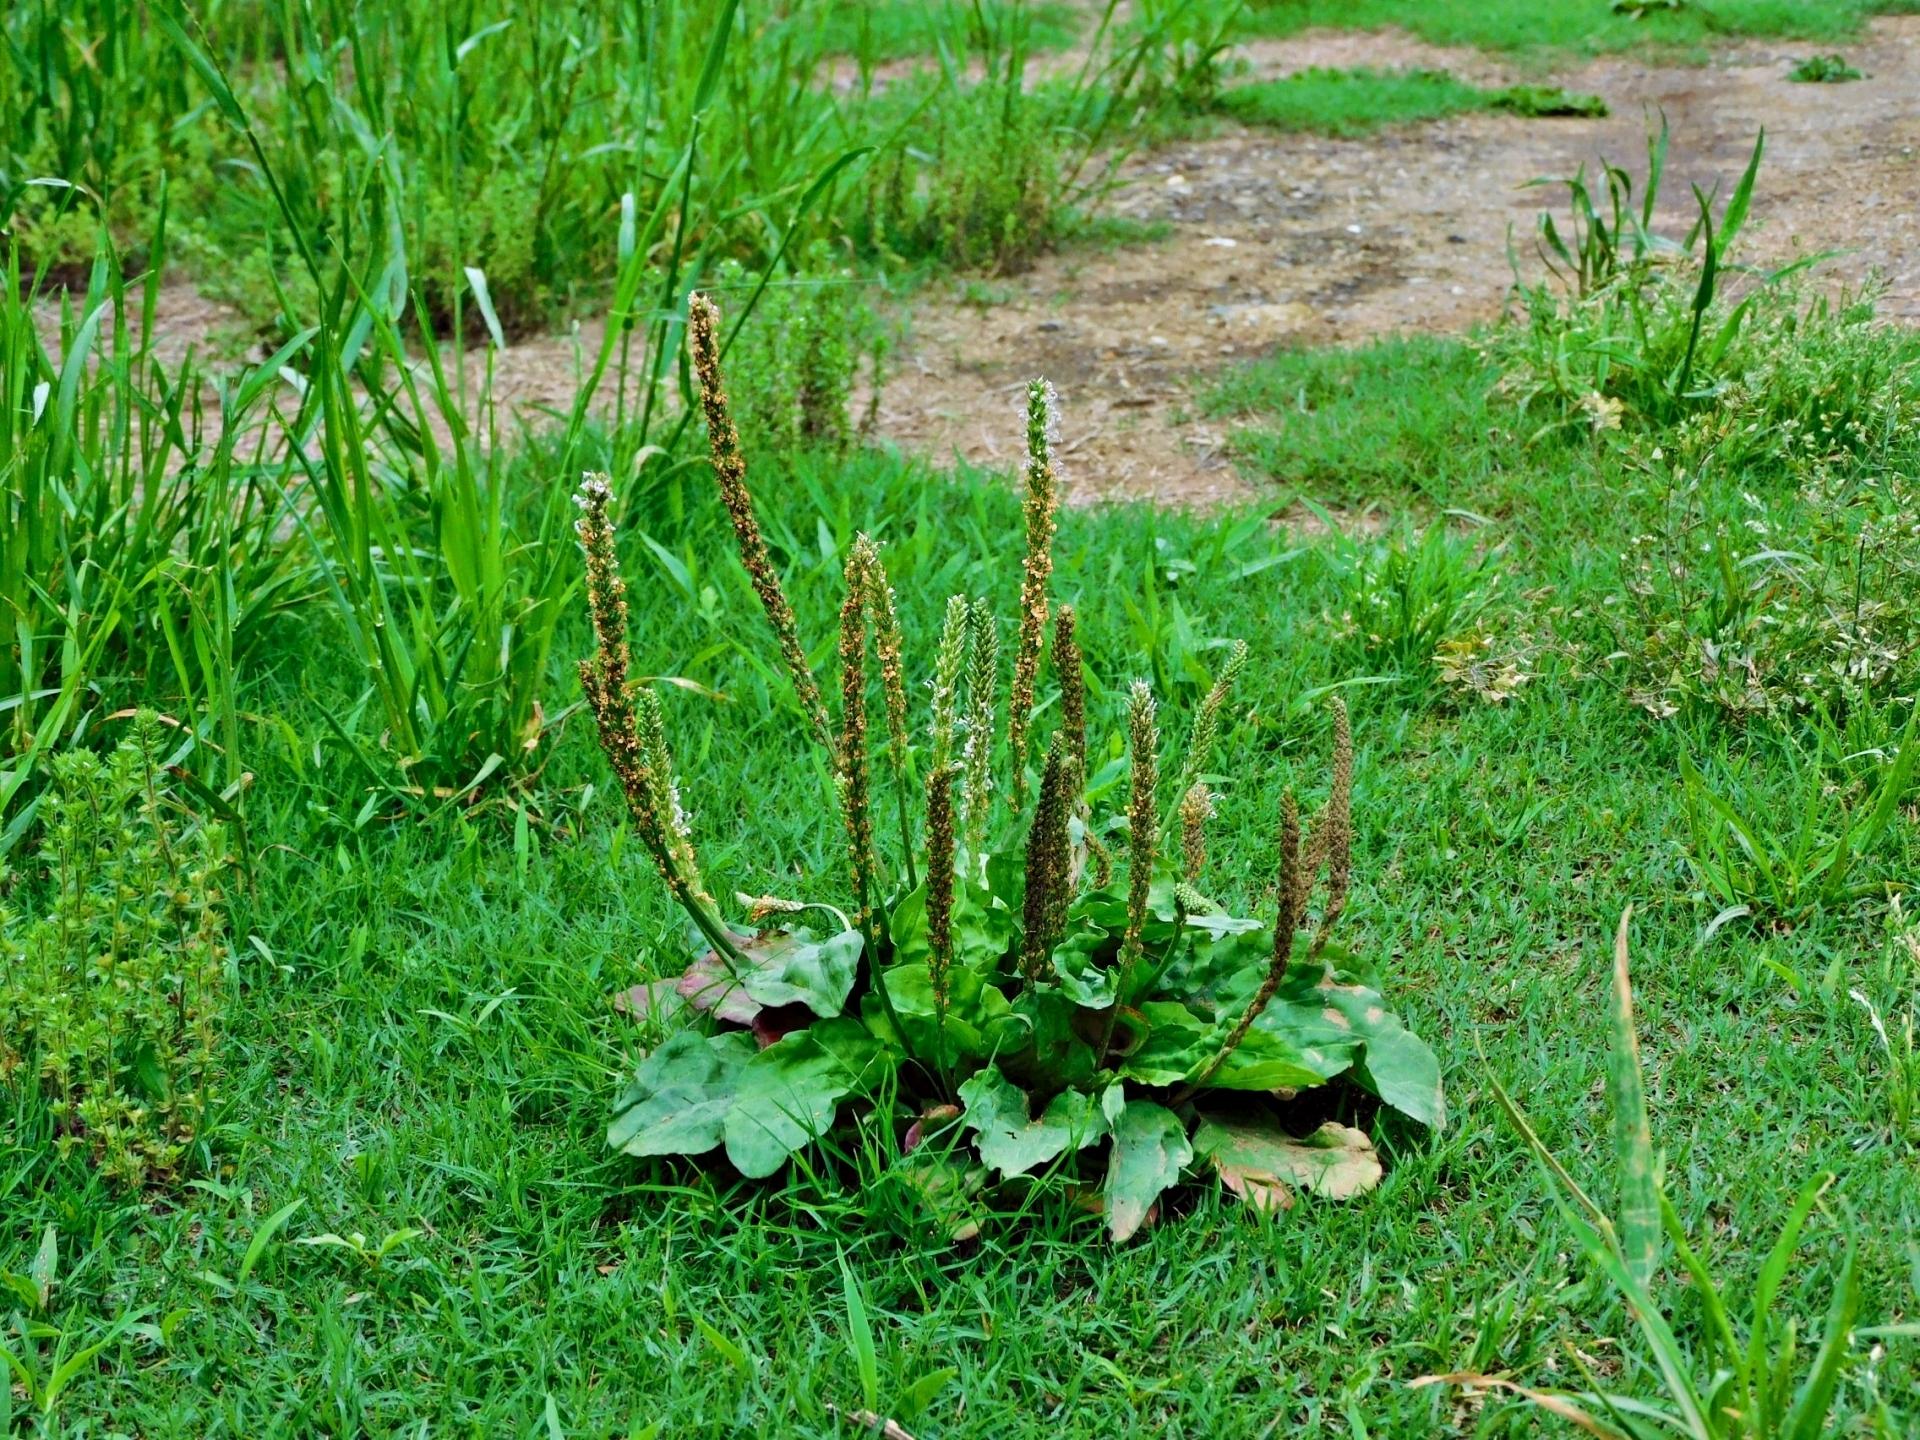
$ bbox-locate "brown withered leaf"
[1193,1115,1382,1212]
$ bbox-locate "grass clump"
[1428,914,1877,1438]
[1216,68,1485,136]
[0,714,228,1188]
[1789,52,1866,80]
[1233,0,1891,55]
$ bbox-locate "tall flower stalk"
[838,538,884,944]
[864,547,917,891]
[925,761,958,1081]
[1008,379,1060,806]
[1053,604,1085,779]
[961,600,999,865]
[930,595,970,775]
[1178,697,1356,1099]
[1020,736,1074,983]
[689,293,832,751]
[574,474,746,970]
[1177,790,1304,1100]
[1118,680,1159,977]
[1172,639,1248,827]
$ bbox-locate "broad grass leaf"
[957,1064,1108,1179]
[723,1019,883,1178]
[1104,1100,1192,1242]
[1193,1116,1382,1213]
[607,1030,754,1158]
[739,927,863,1018]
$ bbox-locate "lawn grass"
[1213,68,1606,137]
[1234,0,1909,55]
[3,331,1916,1433]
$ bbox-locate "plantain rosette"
[608,863,1442,1239]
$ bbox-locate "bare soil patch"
[874,18,1920,505]
[52,21,1920,508]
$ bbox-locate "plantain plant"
[581,295,1443,1239]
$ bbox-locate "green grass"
[3,327,1918,1431]
[1235,0,1907,56]
[1214,68,1606,136]
[817,0,1088,60]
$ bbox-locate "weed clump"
[0,715,228,1187]
[1789,53,1863,82]
[582,298,1443,1240]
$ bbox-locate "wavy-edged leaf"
[957,1065,1108,1179]
[739,927,863,1018]
[1104,1100,1191,1242]
[608,1030,754,1158]
[723,1018,884,1177]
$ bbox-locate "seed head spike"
[689,294,832,751]
[1008,379,1060,805]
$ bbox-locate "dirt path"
[875,18,1920,505]
[65,21,1920,507]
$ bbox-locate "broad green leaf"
[1050,915,1118,1007]
[1193,1116,1382,1213]
[1347,1011,1446,1128]
[1003,985,1099,1093]
[1118,1001,1211,1087]
[1606,911,1658,1287]
[723,1019,881,1178]
[1266,957,1445,1128]
[881,883,1019,1065]
[739,927,863,1018]
[1103,1100,1192,1242]
[1204,1026,1345,1093]
[889,879,1016,974]
[608,1030,754,1158]
[957,1065,1107,1179]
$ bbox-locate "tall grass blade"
[1607,909,1660,1290]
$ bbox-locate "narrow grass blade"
[1782,1245,1857,1440]
[237,1199,306,1286]
[839,1250,879,1413]
[1606,910,1659,1290]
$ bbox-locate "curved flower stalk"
[1171,638,1248,831]
[863,547,917,891]
[1177,696,1354,1100]
[1008,379,1061,805]
[930,595,970,774]
[1053,604,1085,778]
[688,293,832,752]
[574,474,747,971]
[1179,782,1212,884]
[838,537,885,944]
